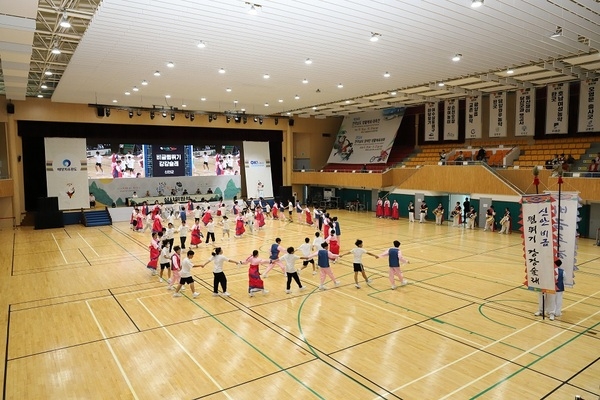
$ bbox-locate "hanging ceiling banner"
[424,102,439,142]
[443,99,459,141]
[465,95,482,139]
[578,78,599,133]
[546,82,569,134]
[489,91,507,137]
[515,88,535,137]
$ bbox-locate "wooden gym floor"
[0,210,598,399]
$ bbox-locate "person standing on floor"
[241,250,271,297]
[376,197,383,218]
[158,239,172,283]
[177,220,188,249]
[298,237,316,274]
[498,207,511,234]
[378,240,409,290]
[262,238,286,278]
[383,198,391,218]
[340,239,378,288]
[408,201,415,223]
[466,206,477,229]
[463,197,471,227]
[205,217,216,245]
[451,202,462,227]
[172,250,201,298]
[200,247,240,297]
[147,232,160,276]
[221,215,231,240]
[309,242,340,290]
[277,247,306,294]
[419,202,428,223]
[391,200,399,220]
[167,246,182,290]
[190,218,203,248]
[484,205,496,231]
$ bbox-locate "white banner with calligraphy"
[547,191,580,288]
[444,99,459,140]
[515,88,535,137]
[578,78,599,133]
[45,137,90,210]
[465,95,482,139]
[326,108,405,164]
[520,194,556,292]
[489,92,507,137]
[546,82,569,134]
[424,102,439,142]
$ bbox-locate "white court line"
[86,301,139,400]
[373,288,600,400]
[78,233,99,257]
[51,233,68,264]
[136,298,234,400]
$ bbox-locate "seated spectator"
[567,154,575,165]
[476,147,486,161]
[361,164,368,173]
[207,188,213,194]
[588,159,598,176]
[89,193,96,208]
[439,150,447,165]
[455,151,464,163]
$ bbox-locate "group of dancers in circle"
[140,196,411,298]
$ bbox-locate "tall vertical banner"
[520,194,556,292]
[465,95,482,139]
[45,137,89,210]
[546,82,569,134]
[515,88,535,136]
[243,141,273,199]
[326,108,404,164]
[489,91,507,137]
[424,102,439,142]
[548,191,580,288]
[578,78,599,132]
[444,99,458,140]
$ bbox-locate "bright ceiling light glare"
[45,70,53,76]
[438,82,445,87]
[219,68,226,74]
[302,78,308,84]
[471,0,483,8]
[337,83,344,88]
[452,53,462,62]
[506,68,515,74]
[278,99,283,103]
[294,95,300,100]
[550,26,563,38]
[305,58,313,65]
[234,100,238,104]
[166,61,175,68]
[59,13,71,28]
[200,97,206,101]
[182,104,187,108]
[37,94,43,98]
[51,45,61,55]
[141,80,148,85]
[312,106,318,110]
[154,71,161,76]
[264,102,269,107]
[165,94,171,99]
[112,99,118,103]
[370,32,381,42]
[383,71,390,78]
[390,91,397,96]
[226,87,232,92]
[132,86,139,92]
[345,100,352,104]
[263,73,270,79]
[41,84,48,89]
[197,41,206,48]
[124,91,131,95]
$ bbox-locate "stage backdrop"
[243,141,274,199]
[45,137,89,210]
[326,108,405,163]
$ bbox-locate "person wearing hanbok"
[147,232,160,275]
[391,200,399,220]
[256,207,265,228]
[304,205,313,225]
[383,199,391,218]
[152,213,163,234]
[190,220,203,247]
[272,202,279,219]
[376,198,383,218]
[241,250,271,296]
[326,230,340,256]
[451,202,462,227]
[202,206,212,226]
[235,213,246,237]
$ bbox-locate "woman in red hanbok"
[391,200,399,220]
[241,250,271,296]
[383,199,391,218]
[304,205,313,225]
[376,198,383,218]
[190,220,203,247]
[235,214,246,237]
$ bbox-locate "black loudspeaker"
[38,197,59,213]
[288,118,294,126]
[35,211,64,229]
[279,186,293,203]
[96,106,105,117]
[7,103,15,114]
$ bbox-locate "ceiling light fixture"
[383,71,390,78]
[278,99,283,103]
[154,71,161,76]
[197,41,206,48]
[370,32,381,42]
[438,82,445,87]
[124,91,130,95]
[294,95,300,100]
[166,61,175,68]
[550,26,563,38]
[37,94,43,98]
[302,78,308,84]
[337,83,344,88]
[132,86,139,92]
[165,94,171,99]
[141,80,148,86]
[45,71,53,76]
[390,91,397,95]
[305,58,312,65]
[452,53,462,62]
[312,106,318,110]
[345,100,352,104]
[219,68,226,74]
[226,88,232,92]
[263,73,270,79]
[200,97,206,101]
[51,44,61,55]
[506,68,514,74]
[41,84,48,89]
[182,104,187,108]
[264,102,269,107]
[59,13,71,28]
[234,100,238,104]
[112,99,118,103]
[471,0,483,8]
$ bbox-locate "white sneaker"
[549,313,555,321]
[167,279,172,284]
[391,285,397,290]
[151,270,157,276]
[173,292,183,297]
[401,279,408,286]
[212,293,219,297]
[180,286,186,291]
[262,289,269,294]
[192,292,199,298]
[334,281,341,287]
[534,311,542,316]
[285,290,292,294]
[355,284,361,289]
[319,285,327,290]
[366,279,372,284]
[299,286,306,291]
[312,271,317,275]
[167,285,174,290]
[222,292,231,297]
[249,292,255,297]
[159,277,164,282]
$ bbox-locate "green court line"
[181,293,326,400]
[478,301,518,330]
[470,321,600,399]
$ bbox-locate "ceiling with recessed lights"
[1,0,599,117]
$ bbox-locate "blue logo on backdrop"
[63,159,72,167]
